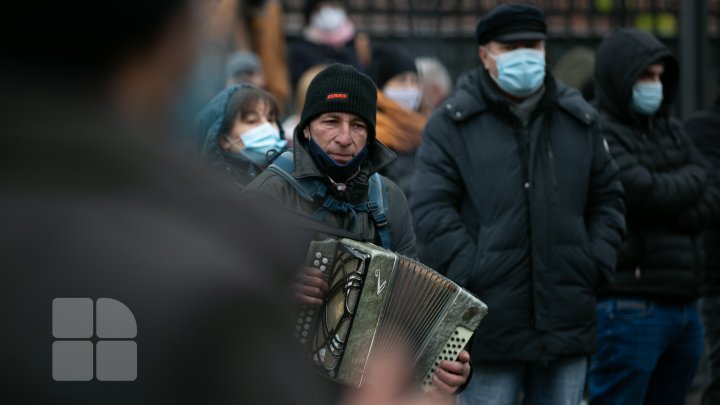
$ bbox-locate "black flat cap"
[476,4,547,45]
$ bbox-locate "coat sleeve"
[243,170,287,204]
[585,124,626,280]
[603,125,707,216]
[384,177,418,259]
[409,112,476,288]
[672,117,720,231]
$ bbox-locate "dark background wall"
[282,0,720,117]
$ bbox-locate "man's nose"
[334,122,353,146]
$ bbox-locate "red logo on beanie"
[326,93,349,100]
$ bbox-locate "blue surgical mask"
[485,48,546,97]
[238,122,287,154]
[226,122,287,166]
[631,81,663,116]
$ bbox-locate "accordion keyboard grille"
[367,257,456,379]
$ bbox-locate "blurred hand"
[430,350,471,396]
[343,345,424,405]
[293,266,328,306]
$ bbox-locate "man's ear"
[303,126,311,140]
[478,46,490,70]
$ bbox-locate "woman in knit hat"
[370,44,427,199]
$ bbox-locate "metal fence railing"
[282,0,719,39]
[281,0,719,112]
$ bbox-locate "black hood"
[595,28,679,124]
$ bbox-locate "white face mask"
[384,87,422,111]
[311,6,348,32]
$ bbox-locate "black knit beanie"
[370,44,417,89]
[298,63,377,141]
[303,0,320,24]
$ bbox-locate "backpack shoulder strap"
[268,154,392,249]
[269,150,294,173]
[367,173,391,249]
[266,151,326,202]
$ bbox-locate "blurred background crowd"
[3,0,720,404]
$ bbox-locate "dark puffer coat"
[410,66,626,364]
[595,28,720,301]
[685,103,720,294]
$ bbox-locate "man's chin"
[329,154,353,164]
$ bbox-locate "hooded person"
[370,44,427,198]
[196,84,288,187]
[686,78,720,405]
[588,28,720,405]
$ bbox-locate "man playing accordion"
[246,63,470,399]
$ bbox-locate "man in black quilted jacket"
[409,4,626,404]
[589,28,720,405]
[686,81,720,405]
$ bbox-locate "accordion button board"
[420,326,474,390]
[295,238,488,389]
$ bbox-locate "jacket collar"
[442,67,489,121]
[292,131,397,179]
[445,66,552,122]
[445,66,596,126]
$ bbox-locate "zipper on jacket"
[512,121,536,329]
[543,114,557,189]
[694,235,704,287]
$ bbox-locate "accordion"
[294,238,488,389]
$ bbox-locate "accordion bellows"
[295,238,488,389]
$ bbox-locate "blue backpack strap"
[267,152,327,203]
[268,152,392,249]
[367,173,391,249]
[268,150,293,173]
